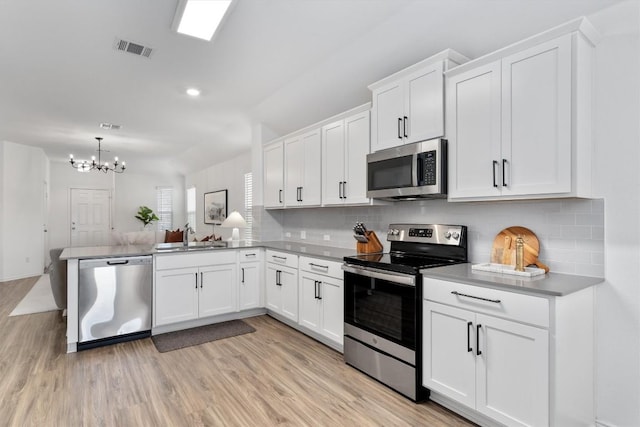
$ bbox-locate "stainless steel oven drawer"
[344,336,417,401]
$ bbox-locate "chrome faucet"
[183,223,194,246]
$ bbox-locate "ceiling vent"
[114,38,153,58]
[100,123,122,130]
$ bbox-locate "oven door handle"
[342,264,416,287]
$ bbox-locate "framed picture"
[204,190,228,225]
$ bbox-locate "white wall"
[49,160,185,249]
[185,151,251,240]
[0,142,4,280]
[0,141,47,281]
[589,2,640,426]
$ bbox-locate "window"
[244,172,253,241]
[156,186,173,231]
[186,187,196,233]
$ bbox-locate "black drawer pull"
[467,321,473,353]
[476,324,482,356]
[451,291,501,304]
[309,262,329,270]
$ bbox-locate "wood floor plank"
[0,277,475,426]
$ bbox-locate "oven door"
[343,264,418,350]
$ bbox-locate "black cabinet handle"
[299,186,303,202]
[195,272,198,289]
[467,321,473,353]
[398,118,403,139]
[492,160,499,188]
[317,281,322,300]
[502,158,508,187]
[314,280,318,299]
[403,116,408,138]
[342,181,347,199]
[451,291,501,304]
[338,182,342,199]
[272,255,287,261]
[476,324,482,356]
[200,272,203,288]
[278,189,282,203]
[309,262,329,270]
[241,267,245,284]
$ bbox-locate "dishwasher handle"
[79,256,152,269]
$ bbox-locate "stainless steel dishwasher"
[78,255,152,350]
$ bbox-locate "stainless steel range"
[342,223,468,401]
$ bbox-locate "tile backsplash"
[255,198,604,277]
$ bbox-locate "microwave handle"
[412,153,420,186]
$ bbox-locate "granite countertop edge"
[60,240,359,263]
[421,263,604,297]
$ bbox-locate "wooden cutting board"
[490,226,549,272]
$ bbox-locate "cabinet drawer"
[299,256,342,278]
[424,278,549,327]
[239,249,263,262]
[155,250,237,270]
[266,250,298,269]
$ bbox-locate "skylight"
[174,0,233,41]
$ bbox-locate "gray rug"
[152,319,256,353]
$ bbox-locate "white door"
[239,262,261,310]
[475,314,549,427]
[501,34,572,197]
[372,81,404,152]
[155,268,199,326]
[265,264,282,313]
[300,129,322,206]
[404,62,444,143]
[447,61,502,199]
[70,188,111,247]
[43,179,50,266]
[199,264,237,317]
[280,266,298,322]
[284,135,303,206]
[319,276,343,345]
[321,120,345,206]
[263,141,284,208]
[423,301,476,408]
[299,273,322,332]
[344,111,370,205]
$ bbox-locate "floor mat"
[151,319,256,353]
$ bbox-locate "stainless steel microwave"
[366,138,447,200]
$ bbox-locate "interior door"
[70,188,111,247]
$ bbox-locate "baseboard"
[265,310,343,353]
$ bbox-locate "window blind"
[156,186,173,231]
[244,172,253,241]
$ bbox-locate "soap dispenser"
[515,235,525,272]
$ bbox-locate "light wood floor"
[0,276,476,426]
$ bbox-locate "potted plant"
[135,206,159,229]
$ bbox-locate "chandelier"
[69,137,126,173]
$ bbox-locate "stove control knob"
[392,229,400,236]
[452,232,460,240]
[444,231,452,239]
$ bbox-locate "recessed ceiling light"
[186,88,201,97]
[173,0,233,41]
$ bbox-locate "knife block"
[356,231,383,254]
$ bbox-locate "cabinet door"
[475,314,549,427]
[300,129,322,206]
[265,264,281,312]
[447,61,502,199]
[198,264,237,318]
[155,268,199,326]
[284,135,303,206]
[239,262,261,311]
[371,81,404,152]
[322,120,346,206]
[343,111,370,205]
[423,301,476,408]
[263,141,284,208]
[404,62,444,143]
[279,267,298,322]
[319,276,343,345]
[299,273,321,332]
[501,34,572,197]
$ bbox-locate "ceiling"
[0,0,619,175]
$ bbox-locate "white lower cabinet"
[265,250,299,322]
[298,260,343,346]
[238,250,263,311]
[154,251,238,327]
[423,277,594,427]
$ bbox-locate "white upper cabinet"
[322,109,371,206]
[263,140,284,208]
[447,18,599,201]
[369,49,469,152]
[284,129,321,207]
